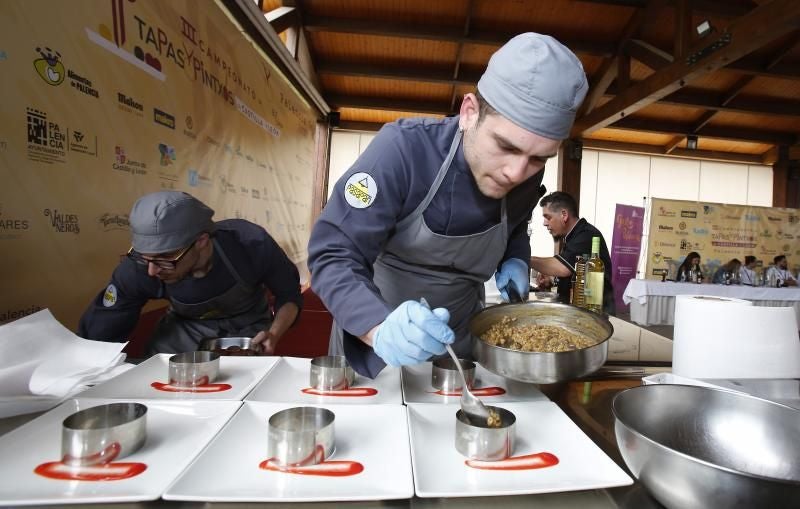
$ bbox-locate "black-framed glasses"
[127,240,196,270]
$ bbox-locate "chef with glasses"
[78,191,302,354]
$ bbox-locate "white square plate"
[245,356,402,404]
[80,354,279,400]
[401,362,550,404]
[407,401,632,498]
[0,398,240,505]
[164,401,414,502]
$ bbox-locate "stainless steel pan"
[470,301,613,384]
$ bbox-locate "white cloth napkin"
[0,309,132,399]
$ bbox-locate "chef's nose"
[503,157,528,184]
[147,262,162,277]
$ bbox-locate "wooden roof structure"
[258,0,800,167]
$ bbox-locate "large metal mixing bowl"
[613,384,800,509]
[470,301,612,383]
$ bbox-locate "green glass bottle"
[584,237,605,313]
[572,254,587,308]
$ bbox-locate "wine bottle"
[584,237,605,313]
[572,255,587,307]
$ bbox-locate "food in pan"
[211,345,260,356]
[480,316,596,352]
[486,409,502,428]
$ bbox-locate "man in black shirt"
[529,192,615,315]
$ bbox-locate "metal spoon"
[444,343,491,425]
[419,298,490,425]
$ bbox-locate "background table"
[622,279,800,327]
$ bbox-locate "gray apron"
[329,128,510,360]
[147,238,271,354]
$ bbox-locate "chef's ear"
[459,93,480,130]
[196,232,211,248]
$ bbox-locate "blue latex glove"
[372,301,455,366]
[494,258,530,302]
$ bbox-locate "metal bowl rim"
[612,384,800,486]
[455,406,516,430]
[310,355,351,369]
[169,351,221,364]
[199,337,261,352]
[268,406,336,432]
[62,402,148,431]
[471,301,613,356]
[474,334,610,357]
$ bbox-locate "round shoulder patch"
[343,172,377,209]
[102,284,118,308]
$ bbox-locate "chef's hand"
[252,330,279,355]
[495,258,530,302]
[536,272,553,290]
[372,301,455,366]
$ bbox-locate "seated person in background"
[529,191,615,315]
[712,258,742,284]
[739,255,758,286]
[78,191,302,354]
[674,251,703,282]
[766,254,798,287]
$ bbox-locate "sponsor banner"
[611,204,644,312]
[646,198,800,280]
[0,0,319,329]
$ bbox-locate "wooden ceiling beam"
[302,15,615,57]
[265,6,298,34]
[572,0,800,137]
[581,0,667,115]
[764,31,800,70]
[329,93,797,145]
[657,88,800,117]
[449,0,475,113]
[575,0,757,17]
[664,135,685,154]
[627,39,672,70]
[673,0,692,58]
[319,60,800,118]
[687,32,800,129]
[720,75,755,106]
[327,95,450,114]
[761,144,800,164]
[581,57,619,116]
[762,146,781,165]
[728,58,800,81]
[334,122,768,163]
[689,110,718,133]
[582,138,764,164]
[337,120,384,132]
[612,116,797,145]
[317,61,481,86]
[628,38,800,81]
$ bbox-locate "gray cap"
[130,191,215,253]
[477,33,588,140]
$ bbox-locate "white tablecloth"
[622,279,800,327]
